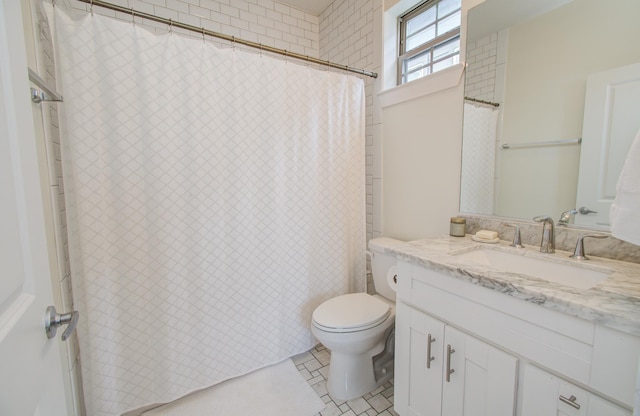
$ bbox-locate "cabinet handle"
[559,395,581,410]
[445,344,455,382]
[426,334,436,369]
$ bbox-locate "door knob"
[45,306,79,341]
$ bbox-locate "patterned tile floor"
[293,345,399,416]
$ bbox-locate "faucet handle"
[570,234,608,260]
[533,216,554,224]
[504,224,524,248]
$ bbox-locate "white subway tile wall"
[320,0,380,243]
[464,33,497,100]
[319,0,381,292]
[67,0,320,57]
[464,31,501,102]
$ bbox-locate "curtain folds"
[51,7,365,415]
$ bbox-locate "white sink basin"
[452,248,612,290]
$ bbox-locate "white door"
[0,1,69,415]
[575,63,640,227]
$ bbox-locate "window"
[398,0,461,85]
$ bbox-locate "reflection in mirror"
[460,0,640,229]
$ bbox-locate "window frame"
[397,0,461,85]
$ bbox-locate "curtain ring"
[202,27,205,42]
[130,7,135,25]
[90,0,94,16]
[168,18,173,34]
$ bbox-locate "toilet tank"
[368,238,403,301]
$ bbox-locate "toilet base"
[325,327,395,401]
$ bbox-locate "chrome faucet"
[570,233,608,260]
[533,216,555,253]
[558,209,578,226]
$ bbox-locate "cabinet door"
[521,364,632,416]
[520,364,561,415]
[522,364,588,416]
[587,395,632,416]
[395,302,446,416]
[442,326,518,416]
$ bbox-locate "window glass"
[407,51,431,72]
[407,68,430,82]
[398,0,461,84]
[438,0,461,17]
[433,55,458,72]
[437,10,460,36]
[433,36,459,61]
[406,7,436,36]
[406,26,436,51]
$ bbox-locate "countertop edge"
[387,236,640,337]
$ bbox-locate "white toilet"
[311,237,401,400]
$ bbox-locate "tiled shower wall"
[319,0,382,292]
[464,32,498,101]
[67,0,320,56]
[40,0,379,413]
[464,30,506,103]
[320,0,378,241]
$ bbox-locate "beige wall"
[497,0,640,219]
[382,85,464,240]
[379,0,476,240]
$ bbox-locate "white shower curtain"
[460,102,500,215]
[50,7,365,416]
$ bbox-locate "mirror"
[460,0,640,228]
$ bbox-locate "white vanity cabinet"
[393,258,639,416]
[521,364,631,416]
[395,301,518,416]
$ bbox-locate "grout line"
[295,345,398,416]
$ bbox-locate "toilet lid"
[312,293,391,332]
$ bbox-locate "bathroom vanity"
[389,236,640,416]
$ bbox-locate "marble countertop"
[387,236,640,337]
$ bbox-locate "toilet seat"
[312,293,391,333]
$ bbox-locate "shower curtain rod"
[464,97,500,107]
[71,0,378,79]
